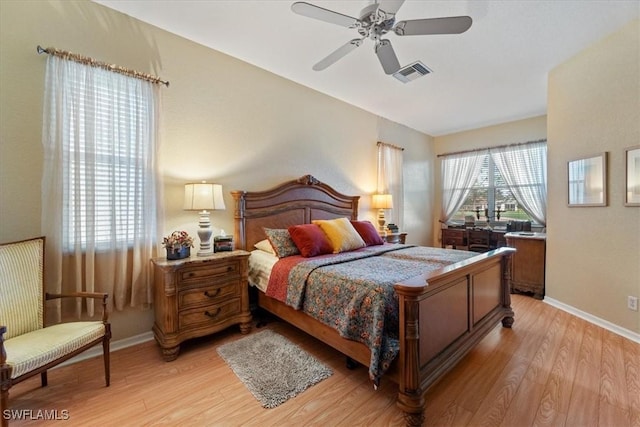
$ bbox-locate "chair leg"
[0,388,8,427]
[41,371,48,387]
[103,336,110,387]
[0,382,8,427]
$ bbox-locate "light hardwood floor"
[6,295,640,426]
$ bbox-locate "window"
[450,155,536,223]
[377,142,404,229]
[441,141,547,226]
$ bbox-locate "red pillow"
[350,220,384,246]
[288,224,334,257]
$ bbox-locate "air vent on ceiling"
[392,61,432,83]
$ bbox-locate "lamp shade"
[184,182,226,211]
[371,194,393,209]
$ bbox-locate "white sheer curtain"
[491,141,547,225]
[377,142,404,229]
[41,55,161,318]
[440,151,485,223]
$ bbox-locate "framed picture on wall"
[625,146,640,206]
[567,152,608,207]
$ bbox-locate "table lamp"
[184,181,226,256]
[371,193,393,232]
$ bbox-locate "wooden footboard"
[395,247,514,426]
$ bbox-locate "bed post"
[231,190,247,250]
[396,289,425,426]
[501,253,515,328]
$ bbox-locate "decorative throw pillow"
[254,239,276,255]
[350,220,384,246]
[288,224,334,257]
[263,228,300,258]
[312,217,366,253]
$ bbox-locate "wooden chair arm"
[45,293,110,323]
[46,292,108,300]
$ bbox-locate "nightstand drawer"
[178,299,241,329]
[178,262,239,285]
[178,280,240,310]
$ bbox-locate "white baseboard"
[544,297,640,344]
[55,331,155,369]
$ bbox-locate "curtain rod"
[437,138,546,158]
[377,141,405,151]
[37,45,169,87]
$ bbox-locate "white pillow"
[254,239,276,255]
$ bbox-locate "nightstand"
[151,250,251,361]
[381,232,407,244]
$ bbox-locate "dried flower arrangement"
[162,231,194,251]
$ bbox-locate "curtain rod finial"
[37,45,46,54]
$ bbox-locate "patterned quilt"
[265,245,475,383]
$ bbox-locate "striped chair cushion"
[4,321,106,379]
[0,237,44,340]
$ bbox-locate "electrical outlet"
[628,296,639,311]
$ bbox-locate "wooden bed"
[231,175,515,426]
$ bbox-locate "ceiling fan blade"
[313,39,363,71]
[375,39,401,75]
[378,0,405,16]
[394,16,472,36]
[291,2,359,28]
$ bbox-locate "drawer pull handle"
[204,308,221,318]
[227,266,233,272]
[204,289,221,298]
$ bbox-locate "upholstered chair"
[0,237,111,426]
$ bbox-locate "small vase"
[166,246,190,260]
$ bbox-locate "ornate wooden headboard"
[231,174,360,251]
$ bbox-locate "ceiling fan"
[291,0,472,75]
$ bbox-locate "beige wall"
[0,1,434,340]
[547,20,640,334]
[432,116,548,246]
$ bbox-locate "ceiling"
[94,1,639,136]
